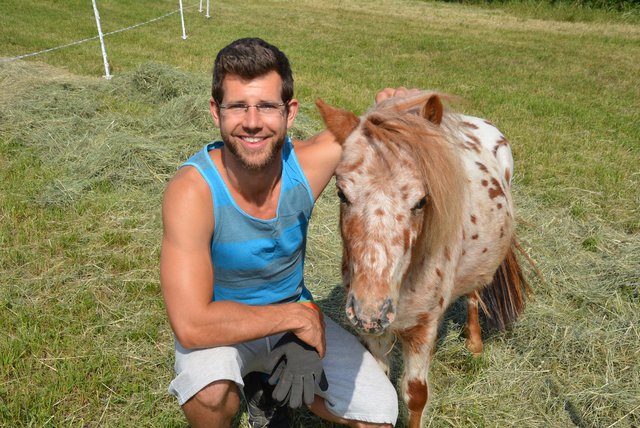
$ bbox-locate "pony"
[316,92,530,427]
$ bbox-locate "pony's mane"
[360,92,467,257]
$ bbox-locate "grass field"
[1,0,639,426]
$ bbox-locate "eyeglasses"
[217,102,286,117]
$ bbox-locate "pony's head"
[317,93,466,335]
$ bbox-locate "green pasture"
[1,0,638,426]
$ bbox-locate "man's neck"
[221,147,283,214]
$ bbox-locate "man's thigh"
[319,317,399,425]
[168,337,271,405]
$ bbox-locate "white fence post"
[91,0,112,80]
[179,0,187,39]
[206,0,211,18]
[199,0,203,12]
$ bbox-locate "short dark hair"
[211,38,294,104]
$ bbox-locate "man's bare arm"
[293,130,342,201]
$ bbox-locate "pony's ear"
[420,95,443,125]
[316,99,359,144]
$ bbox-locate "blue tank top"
[181,137,315,305]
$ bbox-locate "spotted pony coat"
[317,92,529,428]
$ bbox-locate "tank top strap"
[180,141,231,225]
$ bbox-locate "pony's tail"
[479,237,533,331]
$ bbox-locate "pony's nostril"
[345,293,357,321]
[380,298,396,327]
[345,295,395,333]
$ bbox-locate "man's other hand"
[375,86,421,104]
[266,332,329,408]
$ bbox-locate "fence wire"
[0,4,199,63]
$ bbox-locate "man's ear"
[285,99,299,130]
[210,98,221,128]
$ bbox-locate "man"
[160,37,401,427]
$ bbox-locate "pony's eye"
[411,196,428,212]
[337,189,350,205]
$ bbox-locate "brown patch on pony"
[505,167,511,184]
[482,248,488,253]
[316,99,359,144]
[462,249,466,256]
[492,136,510,156]
[500,227,505,238]
[472,234,479,240]
[466,142,481,153]
[439,296,445,307]
[398,313,431,354]
[404,229,411,252]
[488,178,505,199]
[444,246,451,261]
[466,134,482,146]
[392,233,402,246]
[475,162,489,173]
[470,214,477,224]
[375,208,384,216]
[342,215,365,240]
[497,203,503,209]
[435,268,443,279]
[464,136,482,153]
[463,121,479,129]
[340,156,364,174]
[407,379,428,413]
[340,215,366,273]
[396,214,406,223]
[481,179,489,187]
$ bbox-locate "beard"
[221,131,286,172]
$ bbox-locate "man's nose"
[242,105,262,129]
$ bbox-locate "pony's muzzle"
[345,293,396,334]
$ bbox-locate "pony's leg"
[399,320,439,428]
[362,333,394,376]
[464,291,484,355]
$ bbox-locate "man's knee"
[190,380,240,413]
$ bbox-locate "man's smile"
[238,135,270,149]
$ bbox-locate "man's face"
[210,71,298,171]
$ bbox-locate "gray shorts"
[168,316,398,425]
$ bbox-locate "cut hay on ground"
[1,60,638,427]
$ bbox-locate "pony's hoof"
[465,339,483,356]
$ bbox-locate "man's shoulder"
[164,166,211,208]
[162,166,214,236]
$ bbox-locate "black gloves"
[266,332,329,408]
